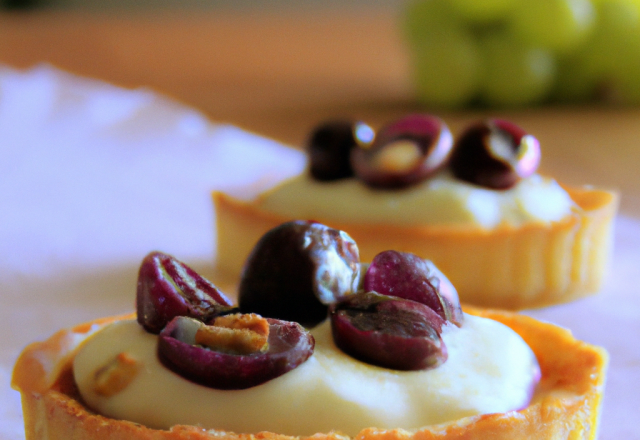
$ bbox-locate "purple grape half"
[351,114,453,189]
[450,119,541,189]
[158,316,315,389]
[364,250,463,327]
[330,291,447,370]
[137,251,235,334]
[307,120,375,181]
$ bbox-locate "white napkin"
[0,64,304,439]
[1,65,638,440]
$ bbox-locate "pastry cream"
[256,172,575,229]
[73,314,539,437]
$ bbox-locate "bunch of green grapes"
[403,0,640,107]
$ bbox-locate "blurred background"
[2,0,639,213]
[3,0,404,8]
[1,2,639,440]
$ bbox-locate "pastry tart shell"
[213,186,618,309]
[12,308,607,440]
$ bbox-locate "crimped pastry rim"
[12,308,607,440]
[213,183,616,238]
[212,184,618,310]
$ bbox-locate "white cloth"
[0,65,638,440]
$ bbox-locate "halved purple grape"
[307,120,375,181]
[363,250,463,327]
[330,291,447,370]
[158,315,314,389]
[238,221,360,327]
[450,119,541,189]
[137,251,235,334]
[351,114,453,189]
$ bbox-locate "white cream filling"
[73,315,539,437]
[256,171,575,229]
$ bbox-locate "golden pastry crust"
[12,308,606,440]
[213,185,618,309]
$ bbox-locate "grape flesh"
[136,251,235,334]
[450,119,541,189]
[363,250,463,326]
[350,114,453,189]
[158,316,314,389]
[330,291,447,371]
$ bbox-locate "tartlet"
[12,307,607,440]
[12,221,608,439]
[213,116,618,309]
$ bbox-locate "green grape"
[553,54,599,102]
[608,54,640,104]
[478,34,556,107]
[410,26,482,108]
[449,0,518,23]
[509,0,596,53]
[576,0,640,103]
[404,0,480,108]
[403,0,458,43]
[591,0,640,47]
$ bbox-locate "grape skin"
[509,0,595,53]
[583,0,640,103]
[449,0,517,23]
[478,35,556,107]
[404,0,481,108]
[410,28,481,108]
[403,0,640,107]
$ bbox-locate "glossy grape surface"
[364,250,463,326]
[308,120,374,181]
[450,119,540,189]
[136,251,235,334]
[351,114,453,189]
[158,316,314,389]
[330,291,447,370]
[238,221,360,328]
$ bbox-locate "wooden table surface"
[1,7,639,440]
[1,7,639,216]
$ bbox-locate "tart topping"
[196,314,270,355]
[93,352,140,397]
[450,119,541,189]
[158,315,315,390]
[364,250,463,326]
[306,115,542,191]
[351,114,453,189]
[330,291,447,370]
[136,251,236,334]
[307,120,374,181]
[238,220,360,328]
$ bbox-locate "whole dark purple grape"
[158,315,314,389]
[136,251,236,334]
[238,221,360,327]
[450,119,541,189]
[307,120,375,181]
[330,291,447,370]
[363,250,463,327]
[351,114,453,189]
